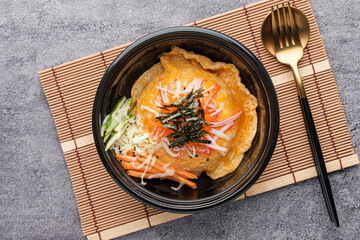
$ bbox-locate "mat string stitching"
[291,0,343,170]
[244,3,296,182]
[305,47,344,170]
[51,67,102,240]
[44,3,350,237]
[243,5,262,62]
[143,204,153,228]
[100,51,108,69]
[279,128,298,184]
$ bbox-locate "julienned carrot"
[175,150,184,169]
[115,153,197,181]
[116,154,133,162]
[121,161,158,174]
[127,170,197,189]
[128,154,197,180]
[201,83,220,109]
[125,150,198,179]
[148,156,197,179]
[122,159,187,183]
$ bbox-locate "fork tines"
[271,2,301,50]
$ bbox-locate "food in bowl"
[101,47,258,190]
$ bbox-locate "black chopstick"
[299,96,339,227]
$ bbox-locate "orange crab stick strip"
[201,83,220,109]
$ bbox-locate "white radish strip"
[157,128,166,139]
[212,114,219,121]
[152,127,160,140]
[204,84,215,93]
[204,134,216,145]
[218,150,226,156]
[131,155,149,170]
[150,156,157,168]
[156,85,175,94]
[140,154,153,185]
[172,146,186,152]
[210,109,222,117]
[171,182,185,191]
[205,146,211,155]
[164,85,169,103]
[213,123,234,143]
[159,81,168,104]
[185,144,195,158]
[196,148,207,153]
[155,96,162,106]
[148,163,175,179]
[155,129,164,140]
[210,128,230,141]
[161,138,179,157]
[188,144,196,157]
[210,98,217,107]
[193,78,203,90]
[132,153,151,182]
[151,143,162,153]
[207,102,217,109]
[206,143,228,152]
[184,148,192,157]
[210,111,242,127]
[174,81,181,98]
[204,135,228,155]
[140,105,159,116]
[182,79,196,93]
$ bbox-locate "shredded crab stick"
[116,154,197,189]
[108,77,243,189]
[201,83,220,109]
[154,79,239,163]
[140,105,158,116]
[210,110,242,127]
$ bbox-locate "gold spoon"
[261,2,339,227]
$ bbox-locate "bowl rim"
[92,26,279,213]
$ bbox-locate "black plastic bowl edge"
[92,26,279,213]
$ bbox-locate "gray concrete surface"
[1,0,359,239]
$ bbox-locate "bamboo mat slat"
[38,0,358,239]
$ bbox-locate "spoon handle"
[290,63,339,227]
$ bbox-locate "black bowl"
[92,26,279,213]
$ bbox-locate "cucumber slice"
[105,131,121,151]
[100,114,110,137]
[105,124,127,151]
[102,96,137,151]
[104,97,126,134]
[111,96,126,114]
[114,119,128,132]
[104,121,119,140]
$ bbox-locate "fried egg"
[131,47,257,179]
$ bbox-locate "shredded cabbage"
[113,115,157,156]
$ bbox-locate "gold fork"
[270,3,306,97]
[262,3,339,226]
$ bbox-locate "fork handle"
[290,64,339,227]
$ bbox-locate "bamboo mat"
[38,0,358,239]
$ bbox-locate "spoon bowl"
[261,6,310,56]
